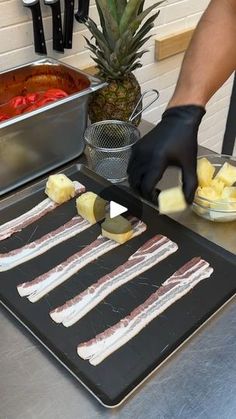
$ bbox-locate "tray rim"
[1,294,235,409]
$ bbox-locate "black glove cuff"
[162,104,206,125]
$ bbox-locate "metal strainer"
[84,89,159,183]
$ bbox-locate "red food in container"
[44,88,68,99]
[0,57,105,196]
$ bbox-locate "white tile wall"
[0,0,233,153]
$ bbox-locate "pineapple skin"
[88,73,142,126]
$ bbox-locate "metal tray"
[0,164,235,407]
[0,58,106,196]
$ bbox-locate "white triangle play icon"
[110,201,128,218]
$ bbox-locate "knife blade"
[44,0,64,52]
[63,0,74,49]
[23,0,47,55]
[75,0,90,23]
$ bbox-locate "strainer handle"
[129,89,160,123]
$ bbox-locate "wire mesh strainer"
[84,89,159,183]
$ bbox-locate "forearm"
[168,0,236,108]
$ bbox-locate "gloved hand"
[127,105,206,204]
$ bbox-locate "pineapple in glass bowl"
[193,154,236,222]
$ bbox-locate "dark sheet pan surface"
[0,164,235,407]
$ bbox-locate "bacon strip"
[17,219,146,303]
[0,216,91,272]
[0,181,85,241]
[77,258,213,365]
[50,235,178,327]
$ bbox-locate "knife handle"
[75,0,90,22]
[29,2,47,55]
[63,0,74,49]
[50,1,64,52]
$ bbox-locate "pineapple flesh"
[215,162,236,186]
[45,174,75,204]
[158,186,187,214]
[221,186,236,200]
[195,158,236,213]
[76,192,107,224]
[197,157,215,187]
[85,1,163,124]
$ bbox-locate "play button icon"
[109,201,128,218]
[97,184,143,226]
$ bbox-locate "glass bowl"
[192,154,236,222]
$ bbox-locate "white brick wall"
[0,0,233,153]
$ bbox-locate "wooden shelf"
[155,27,195,61]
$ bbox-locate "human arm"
[128,0,236,203]
[169,0,236,107]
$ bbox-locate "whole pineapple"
[85,0,163,126]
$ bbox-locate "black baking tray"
[0,164,235,407]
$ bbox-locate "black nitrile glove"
[127,105,206,204]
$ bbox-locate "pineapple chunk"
[194,187,209,208]
[215,162,236,186]
[76,192,107,224]
[197,158,215,187]
[210,178,225,195]
[158,187,187,214]
[197,186,221,202]
[221,186,236,200]
[45,174,75,204]
[101,216,133,244]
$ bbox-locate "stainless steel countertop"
[1,122,235,419]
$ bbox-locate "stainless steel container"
[0,58,106,196]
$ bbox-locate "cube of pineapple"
[194,187,209,208]
[76,192,107,224]
[210,178,225,195]
[197,186,221,202]
[197,158,215,187]
[101,215,133,244]
[45,174,75,204]
[215,162,236,186]
[158,187,187,214]
[221,186,236,200]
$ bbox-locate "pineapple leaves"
[96,1,108,39]
[120,1,164,35]
[119,0,144,33]
[107,0,118,23]
[123,50,148,66]
[128,62,143,72]
[85,0,164,79]
[116,11,159,60]
[132,11,160,50]
[116,0,127,22]
[92,56,118,78]
[85,18,111,57]
[138,0,145,14]
[95,0,120,46]
[128,2,164,35]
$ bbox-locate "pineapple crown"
[84,0,164,81]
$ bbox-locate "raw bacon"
[50,235,178,327]
[77,257,213,366]
[17,218,146,303]
[0,180,85,241]
[0,216,91,272]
